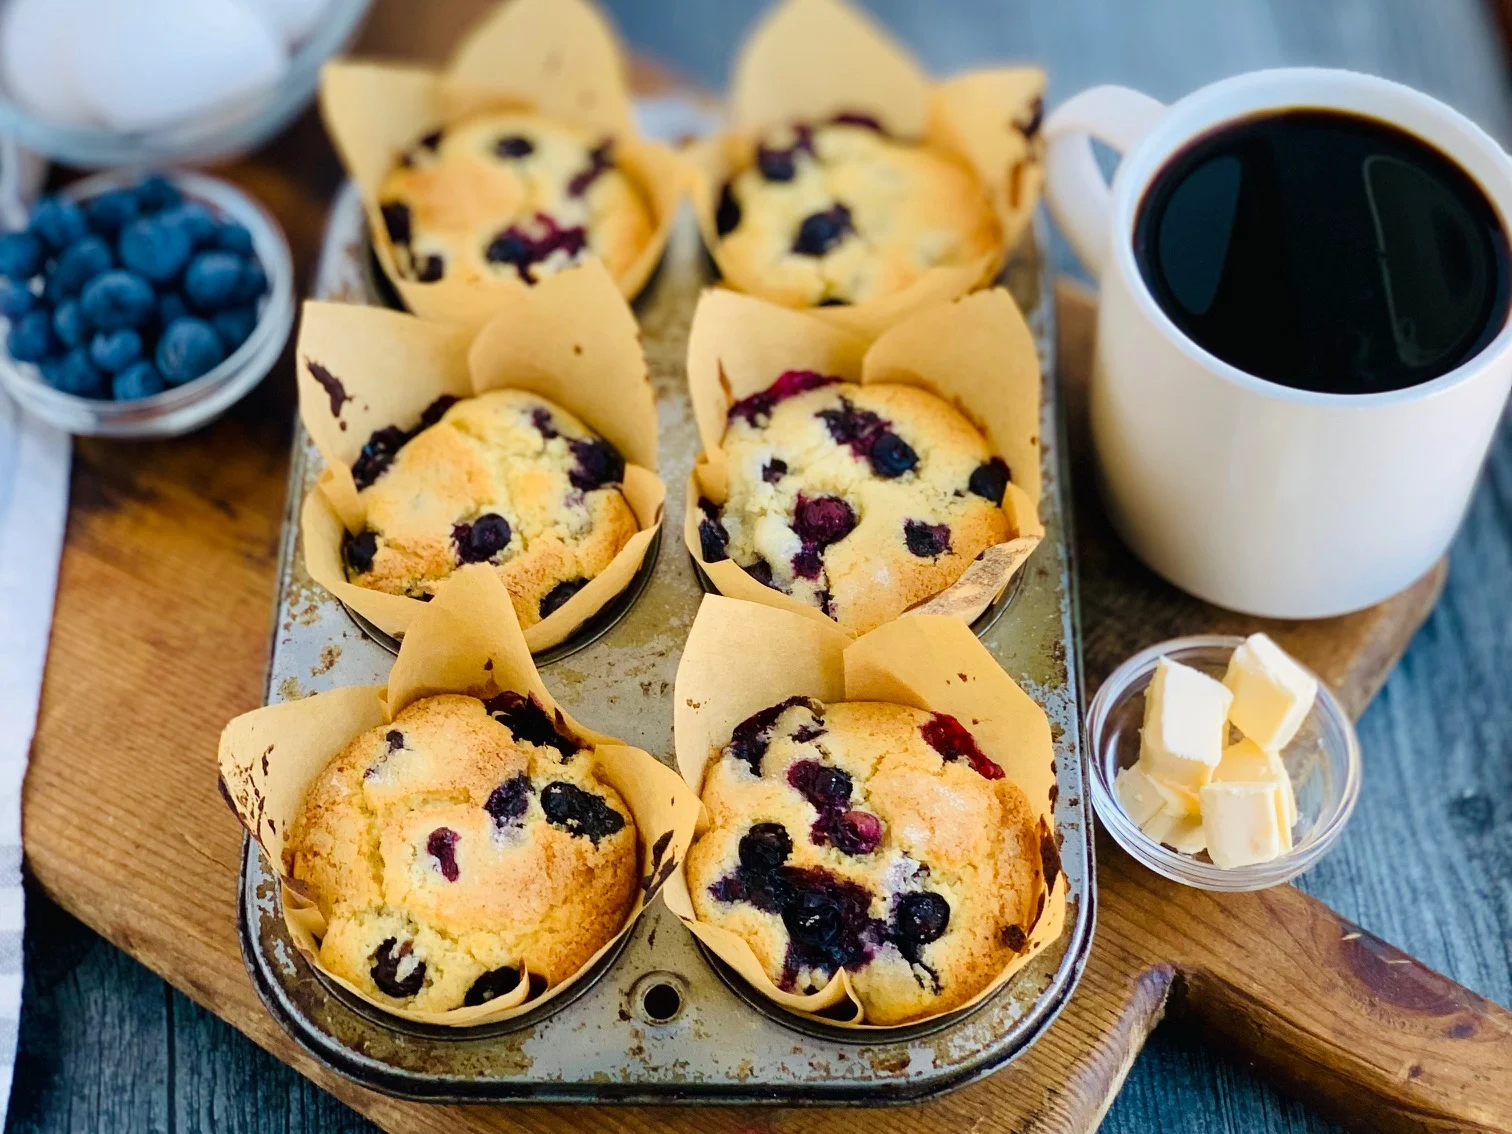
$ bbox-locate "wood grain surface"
[14,3,1512,1133]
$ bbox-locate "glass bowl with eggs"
[0,0,372,167]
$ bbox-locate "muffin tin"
[237,183,1094,1103]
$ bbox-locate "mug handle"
[1044,86,1168,280]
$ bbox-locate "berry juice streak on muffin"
[566,139,615,197]
[919,712,1004,780]
[349,394,460,490]
[485,212,588,285]
[726,696,825,776]
[427,827,462,881]
[726,369,838,426]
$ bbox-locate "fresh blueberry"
[51,301,86,349]
[50,236,114,298]
[0,279,34,318]
[49,347,107,398]
[79,270,155,331]
[369,937,425,999]
[210,305,258,352]
[738,822,793,873]
[484,773,533,825]
[540,781,626,844]
[539,577,588,618]
[120,217,193,283]
[112,362,165,400]
[30,198,88,251]
[233,257,267,303]
[7,309,54,362]
[156,317,225,385]
[792,203,853,256]
[157,291,189,328]
[213,221,254,254]
[85,188,140,233]
[135,175,183,213]
[869,432,918,478]
[0,230,44,279]
[159,202,217,246]
[903,519,951,558]
[967,457,1011,505]
[90,329,143,372]
[183,251,243,310]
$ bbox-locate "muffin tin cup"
[319,0,685,335]
[294,259,667,655]
[686,0,1044,341]
[1088,635,1362,891]
[663,594,1067,1030]
[218,564,700,1027]
[682,285,1045,637]
[0,170,295,438]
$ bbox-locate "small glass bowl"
[0,169,294,439]
[1087,635,1361,891]
[0,0,373,168]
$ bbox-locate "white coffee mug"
[1044,69,1512,618]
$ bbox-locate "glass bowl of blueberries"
[0,169,293,438]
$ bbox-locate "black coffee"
[1134,109,1510,394]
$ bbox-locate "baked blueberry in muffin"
[339,388,637,632]
[685,698,1043,1025]
[377,111,653,288]
[711,118,999,307]
[285,693,638,1012]
[701,371,1016,633]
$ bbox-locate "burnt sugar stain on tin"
[1134,109,1511,394]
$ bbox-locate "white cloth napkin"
[0,395,68,1119]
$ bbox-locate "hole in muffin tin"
[690,940,1001,1044]
[687,548,1024,641]
[303,923,634,1041]
[631,972,687,1025]
[339,523,662,664]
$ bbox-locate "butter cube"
[1222,633,1318,751]
[1199,781,1288,868]
[1140,657,1233,789]
[1215,737,1297,828]
[1148,775,1202,819]
[1142,807,1207,855]
[1115,763,1166,827]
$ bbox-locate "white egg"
[1,0,98,126]
[70,0,289,133]
[228,0,333,48]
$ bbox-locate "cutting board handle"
[1163,880,1512,1133]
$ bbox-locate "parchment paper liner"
[664,595,1066,1028]
[219,565,700,1027]
[683,286,1044,636]
[687,0,1044,340]
[318,0,685,331]
[296,260,666,652]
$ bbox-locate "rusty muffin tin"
[237,183,1095,1104]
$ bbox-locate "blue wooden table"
[8,2,1511,1131]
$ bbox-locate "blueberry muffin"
[697,372,1014,634]
[377,111,653,287]
[286,693,638,1013]
[711,119,999,307]
[340,388,638,632]
[686,697,1043,1025]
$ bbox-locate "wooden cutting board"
[21,7,1512,1131]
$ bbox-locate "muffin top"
[686,698,1043,1026]
[377,110,653,288]
[712,120,1000,307]
[697,372,1014,634]
[286,693,639,1013]
[340,388,638,633]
